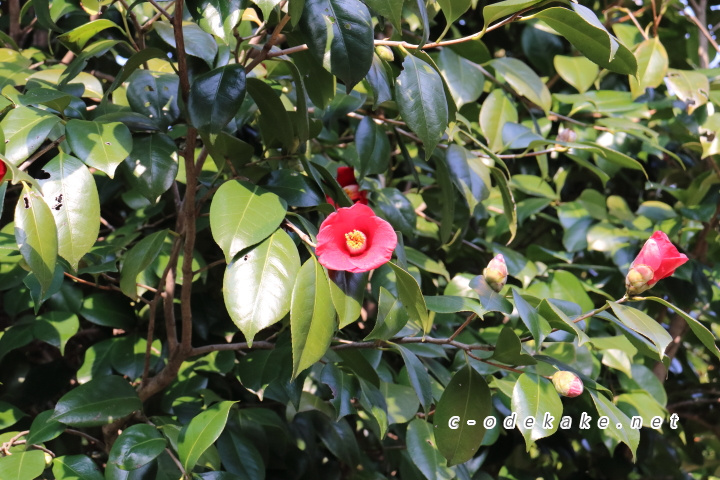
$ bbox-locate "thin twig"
[284,219,316,248]
[448,313,478,342]
[19,136,66,171]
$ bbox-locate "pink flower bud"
[626,231,688,295]
[551,371,584,398]
[483,254,507,293]
[556,128,577,143]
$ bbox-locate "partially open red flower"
[328,166,368,206]
[316,203,397,273]
[0,159,7,183]
[626,231,688,295]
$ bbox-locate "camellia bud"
[556,128,577,143]
[625,264,655,296]
[483,254,507,293]
[375,45,394,62]
[551,371,584,398]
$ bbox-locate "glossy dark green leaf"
[491,57,551,112]
[434,154,455,244]
[313,413,361,467]
[58,19,121,52]
[246,78,296,152]
[373,188,416,236]
[329,270,367,328]
[119,230,168,298]
[104,48,172,98]
[0,400,25,429]
[188,64,246,134]
[641,296,720,360]
[490,326,537,365]
[361,0,402,31]
[538,299,590,346]
[291,257,336,378]
[445,144,489,212]
[394,345,433,413]
[210,179,287,262]
[50,375,142,427]
[553,55,598,93]
[531,6,637,75]
[52,454,104,480]
[356,116,390,177]
[299,0,374,90]
[0,450,46,480]
[65,119,133,178]
[366,53,393,109]
[79,293,136,329]
[609,301,672,358]
[33,311,79,355]
[109,424,167,471]
[425,295,485,316]
[38,153,100,270]
[123,133,178,202]
[512,289,552,348]
[126,70,180,129]
[15,184,58,298]
[405,418,453,480]
[263,170,323,207]
[0,106,61,164]
[437,47,484,107]
[483,0,544,29]
[31,0,63,32]
[154,21,218,67]
[490,166,517,243]
[480,89,517,152]
[26,409,65,445]
[321,363,357,419]
[587,389,639,460]
[396,54,448,159]
[187,0,242,43]
[216,428,266,480]
[511,373,562,449]
[364,286,409,341]
[388,262,431,334]
[178,401,236,473]
[434,365,492,465]
[224,230,300,346]
[469,275,512,313]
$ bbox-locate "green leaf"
[210,180,287,262]
[299,0,374,90]
[437,0,471,36]
[329,270,367,328]
[366,53,393,109]
[124,133,178,202]
[433,365,491,465]
[425,295,485,316]
[587,389,640,461]
[396,54,449,159]
[361,0,403,32]
[445,145,489,213]
[665,68,709,112]
[0,400,25,429]
[629,37,668,99]
[58,19,121,52]
[178,401,236,473]
[381,382,419,425]
[364,286,409,341]
[512,290,551,348]
[437,47,484,107]
[490,166,518,243]
[50,375,142,427]
[79,293,136,329]
[19,86,73,112]
[154,21,218,67]
[356,116,390,177]
[490,326,537,365]
[469,275,513,313]
[31,0,63,33]
[641,296,720,361]
[434,154,455,244]
[52,455,104,480]
[531,6,637,75]
[483,0,545,29]
[291,257,336,378]
[15,184,58,299]
[216,428,266,479]
[388,262,431,334]
[321,363,358,419]
[126,70,180,129]
[491,57,551,112]
[394,345,433,412]
[553,55,598,93]
[246,77,296,153]
[65,120,133,178]
[109,424,167,471]
[405,418,454,480]
[373,188,416,236]
[0,106,61,164]
[0,450,46,480]
[511,373,563,450]
[26,410,65,445]
[510,174,556,199]
[223,229,300,346]
[538,299,590,346]
[37,153,100,270]
[34,311,79,355]
[480,89,518,152]
[187,0,243,44]
[263,170,324,207]
[188,64,246,134]
[608,301,672,359]
[119,230,168,299]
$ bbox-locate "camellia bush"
[1,0,720,478]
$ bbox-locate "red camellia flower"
[625,231,688,295]
[328,166,368,206]
[316,203,397,273]
[0,159,7,183]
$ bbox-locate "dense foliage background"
[1,0,719,478]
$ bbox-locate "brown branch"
[65,429,106,450]
[245,11,291,73]
[19,136,66,171]
[448,313,478,341]
[192,258,225,275]
[146,0,173,21]
[284,219,316,248]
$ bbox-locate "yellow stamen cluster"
[345,229,368,255]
